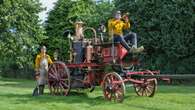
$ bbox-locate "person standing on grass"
[33,46,53,96]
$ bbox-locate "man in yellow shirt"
[108,11,144,53]
[33,46,53,96]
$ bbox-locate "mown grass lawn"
[0,77,195,110]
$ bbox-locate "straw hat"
[75,20,84,25]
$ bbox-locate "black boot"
[32,86,39,96]
[39,85,45,95]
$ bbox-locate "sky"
[39,0,57,22]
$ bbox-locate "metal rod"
[131,74,195,79]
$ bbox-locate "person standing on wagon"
[34,46,53,96]
[108,10,144,53]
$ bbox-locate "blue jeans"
[113,32,137,51]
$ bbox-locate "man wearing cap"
[108,11,144,53]
[33,46,53,95]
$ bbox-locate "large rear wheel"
[48,61,70,96]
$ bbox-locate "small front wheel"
[133,70,157,97]
[102,72,125,102]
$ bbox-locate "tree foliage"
[45,0,114,60]
[115,0,195,74]
[1,0,194,78]
[0,0,45,78]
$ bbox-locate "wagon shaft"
[131,74,195,80]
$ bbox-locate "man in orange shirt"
[33,46,53,96]
[108,11,144,53]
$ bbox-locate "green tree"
[0,0,45,78]
[45,0,114,60]
[114,0,195,74]
[44,0,74,61]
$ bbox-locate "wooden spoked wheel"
[102,72,125,102]
[133,70,157,97]
[48,61,70,96]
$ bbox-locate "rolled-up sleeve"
[35,55,40,71]
[108,19,113,37]
[47,55,53,64]
[123,21,130,30]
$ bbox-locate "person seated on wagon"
[108,10,144,53]
[34,46,53,95]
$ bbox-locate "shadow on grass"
[0,83,34,89]
[0,90,138,106]
[0,92,111,105]
[0,78,34,89]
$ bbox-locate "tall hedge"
[115,0,195,74]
